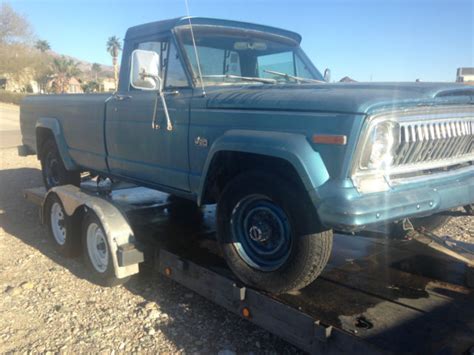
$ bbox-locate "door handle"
[114,94,132,101]
[163,90,180,96]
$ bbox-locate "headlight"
[360,120,399,170]
[352,119,400,193]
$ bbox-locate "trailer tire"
[217,171,333,294]
[40,139,80,190]
[82,211,130,287]
[45,193,81,257]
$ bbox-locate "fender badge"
[194,136,208,148]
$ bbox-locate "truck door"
[105,38,192,192]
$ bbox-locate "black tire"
[391,213,452,238]
[465,205,474,216]
[44,193,81,257]
[81,211,130,287]
[217,171,333,294]
[40,139,80,190]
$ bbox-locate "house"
[0,72,40,93]
[456,68,474,83]
[47,77,84,94]
[100,78,116,92]
[339,76,357,83]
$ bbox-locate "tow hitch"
[402,218,474,288]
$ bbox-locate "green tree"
[50,56,81,93]
[81,80,100,93]
[35,40,51,52]
[106,36,122,88]
[91,62,101,80]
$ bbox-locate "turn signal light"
[241,307,251,318]
[312,134,347,145]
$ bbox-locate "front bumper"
[317,169,474,232]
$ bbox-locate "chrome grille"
[393,117,474,168]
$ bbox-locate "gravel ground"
[0,148,300,353]
[0,146,472,353]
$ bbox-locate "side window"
[165,42,189,87]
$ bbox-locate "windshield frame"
[172,24,323,87]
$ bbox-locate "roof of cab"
[125,17,302,43]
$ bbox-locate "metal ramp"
[24,186,474,354]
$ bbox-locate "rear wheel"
[40,139,80,190]
[82,211,130,287]
[217,171,333,294]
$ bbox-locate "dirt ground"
[0,135,472,352]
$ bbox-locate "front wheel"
[217,171,333,294]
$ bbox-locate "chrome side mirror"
[324,68,331,83]
[130,49,161,91]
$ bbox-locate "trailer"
[24,182,474,354]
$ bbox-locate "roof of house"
[125,17,302,43]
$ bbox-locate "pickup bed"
[19,17,474,294]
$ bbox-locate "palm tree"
[106,36,122,88]
[50,56,81,93]
[35,40,51,52]
[91,62,101,80]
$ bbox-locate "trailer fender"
[42,185,141,279]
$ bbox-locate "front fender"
[36,117,77,170]
[197,130,330,204]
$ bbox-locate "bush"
[0,90,26,105]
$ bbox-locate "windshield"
[175,25,324,85]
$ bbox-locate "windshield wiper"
[263,69,326,84]
[202,74,276,84]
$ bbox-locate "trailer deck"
[24,185,474,354]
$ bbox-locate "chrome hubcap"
[86,222,108,273]
[50,202,66,245]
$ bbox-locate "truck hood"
[205,82,474,114]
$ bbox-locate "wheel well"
[36,127,55,159]
[201,151,306,205]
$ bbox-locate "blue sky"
[7,0,474,82]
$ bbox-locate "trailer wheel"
[82,211,130,287]
[40,139,80,190]
[45,194,81,257]
[217,171,333,294]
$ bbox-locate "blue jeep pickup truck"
[19,17,474,293]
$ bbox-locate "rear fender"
[197,130,330,205]
[36,117,77,170]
